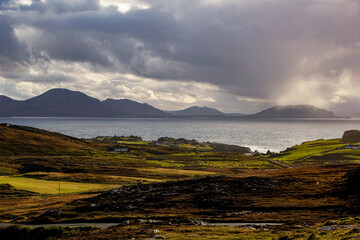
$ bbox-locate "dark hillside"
[0,95,16,104]
[342,130,360,143]
[168,106,224,116]
[102,99,168,117]
[0,123,93,156]
[249,105,337,118]
[10,89,108,117]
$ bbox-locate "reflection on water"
[1,117,359,152]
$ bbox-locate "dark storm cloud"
[0,0,359,109]
[0,15,29,69]
[1,70,73,83]
[4,1,179,69]
[18,0,100,13]
[0,0,10,7]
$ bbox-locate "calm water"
[1,117,359,152]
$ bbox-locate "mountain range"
[0,88,339,118]
[0,89,168,117]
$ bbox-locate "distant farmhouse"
[107,145,129,152]
[343,144,360,150]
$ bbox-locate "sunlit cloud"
[0,0,359,113]
[99,0,150,13]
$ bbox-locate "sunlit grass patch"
[117,141,150,145]
[179,143,213,151]
[145,160,186,168]
[20,172,162,185]
[197,159,271,168]
[172,152,197,156]
[0,167,17,175]
[271,138,348,163]
[0,176,120,194]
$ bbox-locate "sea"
[1,117,359,153]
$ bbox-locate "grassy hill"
[0,124,93,156]
[267,137,360,165]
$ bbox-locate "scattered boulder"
[190,219,209,226]
[42,209,62,216]
[152,234,166,239]
[74,175,287,215]
[320,225,360,231]
[342,130,360,143]
[120,220,130,225]
[0,183,36,197]
[0,184,15,190]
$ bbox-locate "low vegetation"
[0,176,119,194]
[47,222,360,240]
[0,124,93,156]
[0,225,98,240]
[0,123,360,239]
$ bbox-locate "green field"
[269,138,360,165]
[0,176,120,194]
[1,125,360,239]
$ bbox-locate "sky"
[0,0,359,114]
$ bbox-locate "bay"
[1,117,359,152]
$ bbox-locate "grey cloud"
[0,0,10,7]
[112,0,359,100]
[37,31,112,66]
[18,0,100,13]
[0,0,359,111]
[5,2,179,69]
[2,71,73,83]
[0,15,29,69]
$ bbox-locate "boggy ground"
[55,221,360,240]
[27,164,359,226]
[1,124,360,239]
[3,221,360,240]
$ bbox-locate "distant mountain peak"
[187,106,211,110]
[169,106,224,116]
[38,88,94,98]
[27,88,100,106]
[0,88,167,118]
[0,95,15,101]
[45,88,73,92]
[249,104,337,118]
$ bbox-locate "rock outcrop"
[342,130,360,143]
